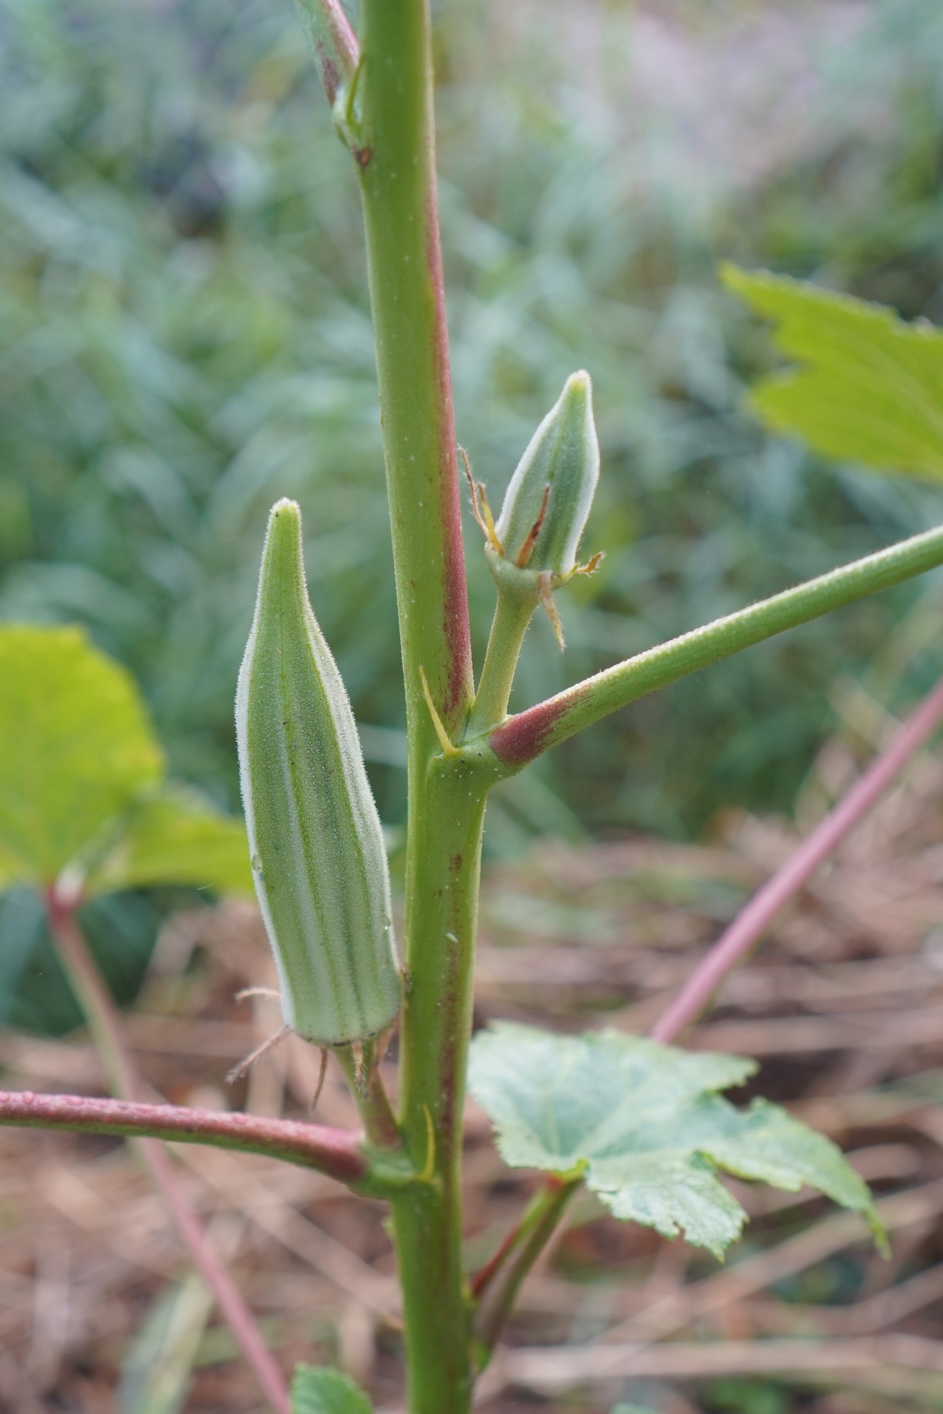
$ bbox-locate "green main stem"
[332,2,943,1404]
[355,1,482,1407]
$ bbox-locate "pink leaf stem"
[651,672,943,1046]
[0,1089,367,1184]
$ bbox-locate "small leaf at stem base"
[291,1364,374,1414]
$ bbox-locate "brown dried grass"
[4,714,943,1412]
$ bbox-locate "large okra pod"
[236,499,401,1046]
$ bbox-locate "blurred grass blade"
[117,1273,213,1414]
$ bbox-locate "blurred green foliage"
[721,264,943,478]
[3,0,943,849]
[704,1379,787,1414]
[0,623,251,1033]
[0,884,184,1034]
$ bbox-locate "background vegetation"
[3,0,943,974]
[5,3,943,1410]
[4,0,943,848]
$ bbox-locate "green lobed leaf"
[83,784,253,899]
[0,624,164,887]
[469,1023,883,1259]
[0,625,250,906]
[291,1365,373,1414]
[721,263,943,480]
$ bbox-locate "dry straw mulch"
[4,698,943,1413]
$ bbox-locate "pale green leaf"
[0,625,164,886]
[291,1365,373,1414]
[0,840,25,897]
[721,263,943,479]
[84,785,253,898]
[469,1024,882,1259]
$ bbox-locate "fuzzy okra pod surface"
[236,498,402,1047]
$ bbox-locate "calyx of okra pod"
[236,498,402,1047]
[473,370,602,585]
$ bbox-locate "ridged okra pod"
[479,371,601,648]
[468,373,602,728]
[493,370,599,578]
[236,498,401,1046]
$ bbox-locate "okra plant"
[6,3,943,1412]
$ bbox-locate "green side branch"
[467,571,540,735]
[484,521,943,772]
[471,1174,581,1360]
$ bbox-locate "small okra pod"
[469,371,602,655]
[494,370,600,578]
[236,498,401,1047]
